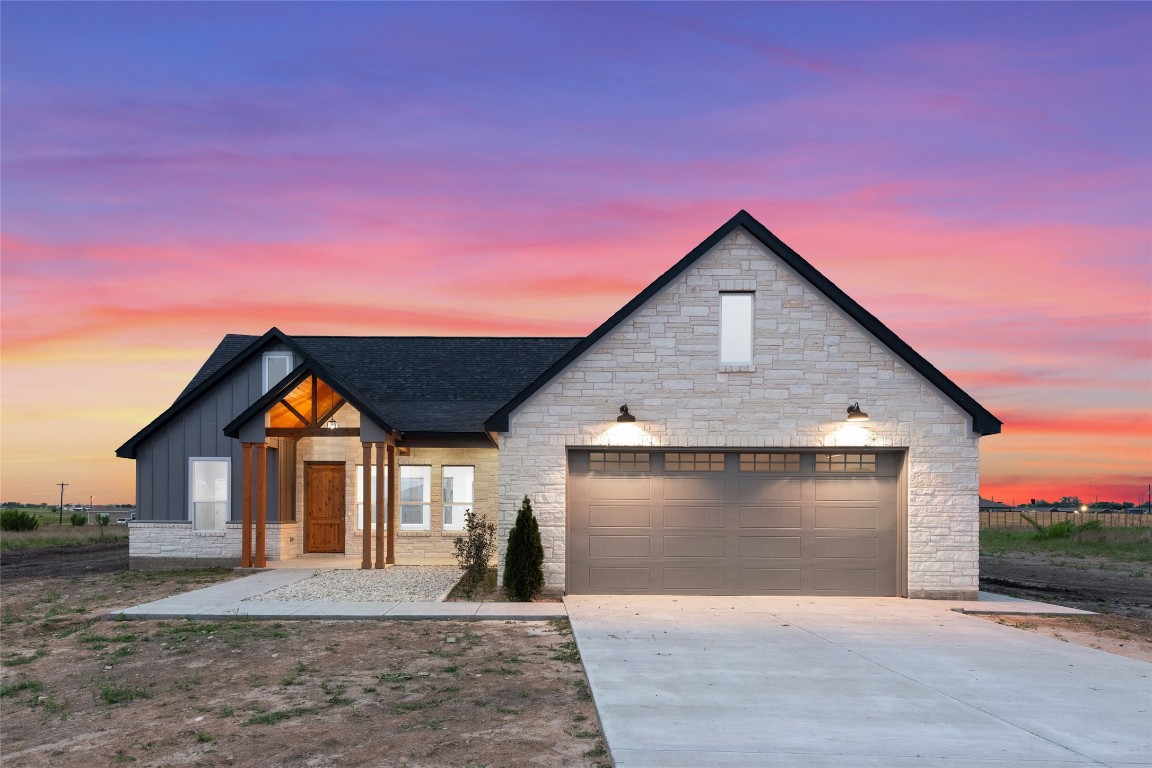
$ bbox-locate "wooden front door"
[306,463,345,553]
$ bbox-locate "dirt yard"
[978,551,1152,662]
[0,545,610,768]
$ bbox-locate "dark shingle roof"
[118,333,581,456]
[290,337,581,432]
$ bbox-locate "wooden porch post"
[386,442,397,564]
[375,442,385,568]
[254,444,267,568]
[241,443,253,568]
[362,442,373,569]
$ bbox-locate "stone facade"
[496,228,981,599]
[128,521,298,570]
[295,405,498,565]
[129,401,498,568]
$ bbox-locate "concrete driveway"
[565,596,1151,768]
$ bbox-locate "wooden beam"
[375,442,385,569]
[386,443,397,564]
[266,427,359,438]
[241,443,253,568]
[397,446,412,456]
[316,397,348,429]
[279,400,310,427]
[361,443,372,569]
[254,444,267,568]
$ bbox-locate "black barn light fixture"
[617,404,637,423]
[846,403,869,422]
[325,419,339,430]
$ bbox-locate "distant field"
[980,525,1152,564]
[1,507,132,551]
[981,510,1149,529]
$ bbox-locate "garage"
[567,449,901,596]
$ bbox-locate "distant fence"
[980,510,1151,529]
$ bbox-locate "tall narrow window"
[262,352,293,393]
[720,293,754,365]
[399,466,431,530]
[355,464,386,531]
[442,466,474,532]
[190,458,229,530]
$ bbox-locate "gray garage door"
[567,450,900,596]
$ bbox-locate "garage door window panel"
[739,453,801,472]
[815,453,876,473]
[589,452,650,472]
[665,452,724,472]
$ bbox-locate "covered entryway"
[567,450,901,596]
[305,463,345,553]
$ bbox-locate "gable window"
[189,458,230,530]
[262,352,293,393]
[720,293,754,365]
[442,466,474,532]
[400,466,431,530]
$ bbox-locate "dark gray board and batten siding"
[134,344,293,523]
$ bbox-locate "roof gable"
[484,210,1001,435]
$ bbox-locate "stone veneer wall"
[128,521,299,570]
[296,406,499,565]
[496,227,983,599]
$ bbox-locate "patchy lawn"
[1,550,610,767]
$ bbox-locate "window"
[739,453,801,473]
[355,464,386,530]
[399,466,431,530]
[720,293,754,365]
[589,452,650,472]
[665,452,725,472]
[190,458,230,529]
[262,352,293,393]
[442,466,474,532]
[815,453,877,473]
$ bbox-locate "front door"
[306,463,345,553]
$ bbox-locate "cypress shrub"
[503,495,544,601]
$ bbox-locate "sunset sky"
[2,2,1149,506]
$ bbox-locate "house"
[116,210,1000,599]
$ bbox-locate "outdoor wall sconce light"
[325,419,339,430]
[617,404,637,423]
[846,403,869,422]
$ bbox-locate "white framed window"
[355,465,388,531]
[262,352,293,393]
[189,458,230,530]
[720,292,754,365]
[442,466,474,532]
[399,466,431,530]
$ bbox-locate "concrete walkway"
[108,569,566,620]
[566,595,1151,768]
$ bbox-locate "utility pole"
[57,482,68,525]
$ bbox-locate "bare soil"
[978,552,1152,661]
[0,547,610,768]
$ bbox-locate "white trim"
[399,465,431,531]
[719,292,754,365]
[188,456,231,530]
[441,465,474,532]
[262,352,294,393]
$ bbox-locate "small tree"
[96,513,110,539]
[503,495,544,602]
[453,510,497,598]
[70,513,88,526]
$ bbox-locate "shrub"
[503,495,544,602]
[0,510,39,532]
[70,513,88,527]
[453,510,497,598]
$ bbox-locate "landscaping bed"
[0,551,609,767]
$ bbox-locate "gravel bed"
[245,566,461,603]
